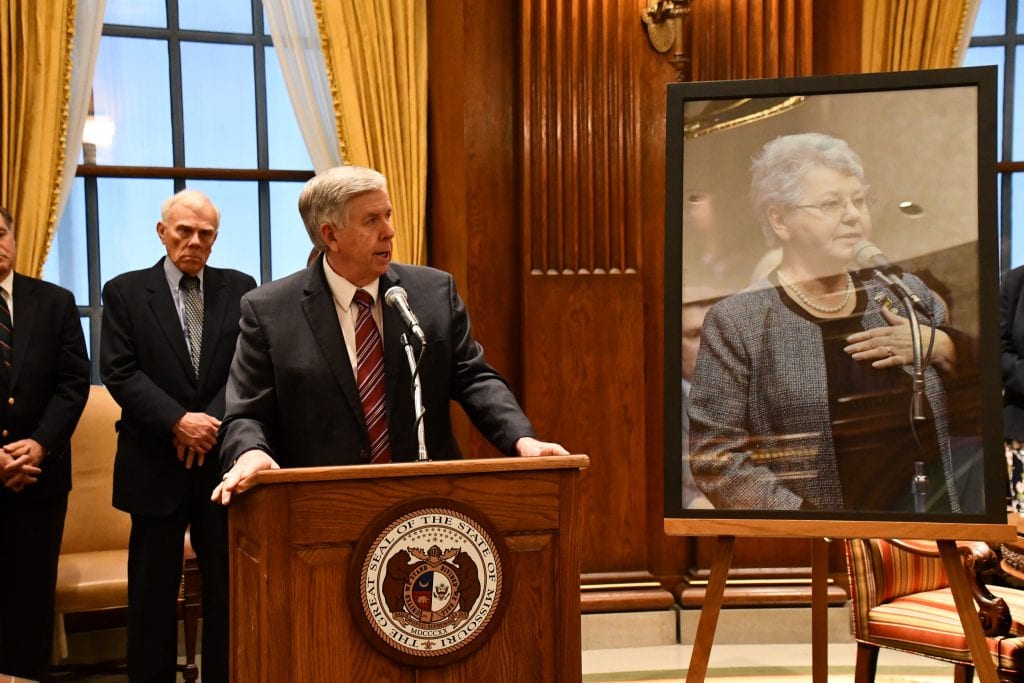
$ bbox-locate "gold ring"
[886,345,894,357]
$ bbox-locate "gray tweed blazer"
[687,272,959,512]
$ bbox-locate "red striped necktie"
[353,289,391,463]
[0,292,12,375]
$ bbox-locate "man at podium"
[213,166,566,504]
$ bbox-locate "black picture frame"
[663,66,1004,526]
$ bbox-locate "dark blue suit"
[101,259,256,682]
[0,274,89,680]
[1002,265,1024,441]
[220,261,535,468]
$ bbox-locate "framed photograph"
[663,67,1005,528]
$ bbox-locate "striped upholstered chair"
[846,538,1024,682]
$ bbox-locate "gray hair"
[0,206,12,233]
[749,133,866,246]
[160,189,221,227]
[298,166,388,251]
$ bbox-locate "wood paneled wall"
[428,0,866,611]
[519,0,652,598]
[690,0,814,81]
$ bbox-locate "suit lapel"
[145,260,194,381]
[9,274,37,389]
[301,263,365,428]
[197,267,226,387]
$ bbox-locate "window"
[965,0,1024,269]
[44,0,315,380]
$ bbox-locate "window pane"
[1014,46,1024,160]
[179,0,253,34]
[270,182,311,279]
[965,47,1005,156]
[98,178,175,285]
[93,36,173,166]
[265,47,314,170]
[104,0,166,28]
[44,178,89,305]
[186,180,262,280]
[80,318,92,367]
[181,43,257,168]
[1013,174,1024,268]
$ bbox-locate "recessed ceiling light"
[898,201,924,216]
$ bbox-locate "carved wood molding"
[689,0,815,81]
[675,566,849,608]
[520,0,641,276]
[582,571,677,613]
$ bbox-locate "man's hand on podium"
[212,449,280,506]
[514,436,570,458]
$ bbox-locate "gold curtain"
[0,0,75,277]
[862,0,975,71]
[313,0,427,266]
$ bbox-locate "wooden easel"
[665,519,1017,683]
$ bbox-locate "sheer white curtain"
[262,0,343,172]
[57,0,106,222]
[52,10,103,653]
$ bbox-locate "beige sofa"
[52,385,200,680]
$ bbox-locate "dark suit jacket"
[1002,265,1024,440]
[100,259,257,515]
[0,274,89,500]
[220,261,535,468]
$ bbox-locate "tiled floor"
[581,607,958,682]
[583,643,956,681]
[51,608,964,681]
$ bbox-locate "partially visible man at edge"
[213,165,567,504]
[0,205,90,680]
[100,189,257,682]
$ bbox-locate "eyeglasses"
[793,194,875,220]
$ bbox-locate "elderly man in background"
[101,190,256,682]
[0,206,90,680]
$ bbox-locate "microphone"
[852,240,901,277]
[853,240,930,422]
[852,240,927,313]
[384,286,426,344]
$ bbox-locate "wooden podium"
[228,454,589,682]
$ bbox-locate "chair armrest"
[889,539,1011,636]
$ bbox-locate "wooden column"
[428,0,870,613]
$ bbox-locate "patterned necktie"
[0,291,11,374]
[181,275,203,378]
[353,289,391,463]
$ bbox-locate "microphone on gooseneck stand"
[852,240,929,316]
[852,240,928,422]
[385,285,429,461]
[384,286,427,344]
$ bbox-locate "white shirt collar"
[163,257,204,291]
[0,269,13,300]
[321,255,379,310]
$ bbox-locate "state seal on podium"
[352,498,510,667]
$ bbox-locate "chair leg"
[855,642,879,683]
[954,662,974,683]
[179,554,202,682]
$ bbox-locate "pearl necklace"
[776,270,854,314]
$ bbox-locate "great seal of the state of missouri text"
[353,501,508,665]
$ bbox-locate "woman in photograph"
[687,132,960,513]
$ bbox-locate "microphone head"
[384,286,408,308]
[852,240,884,268]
